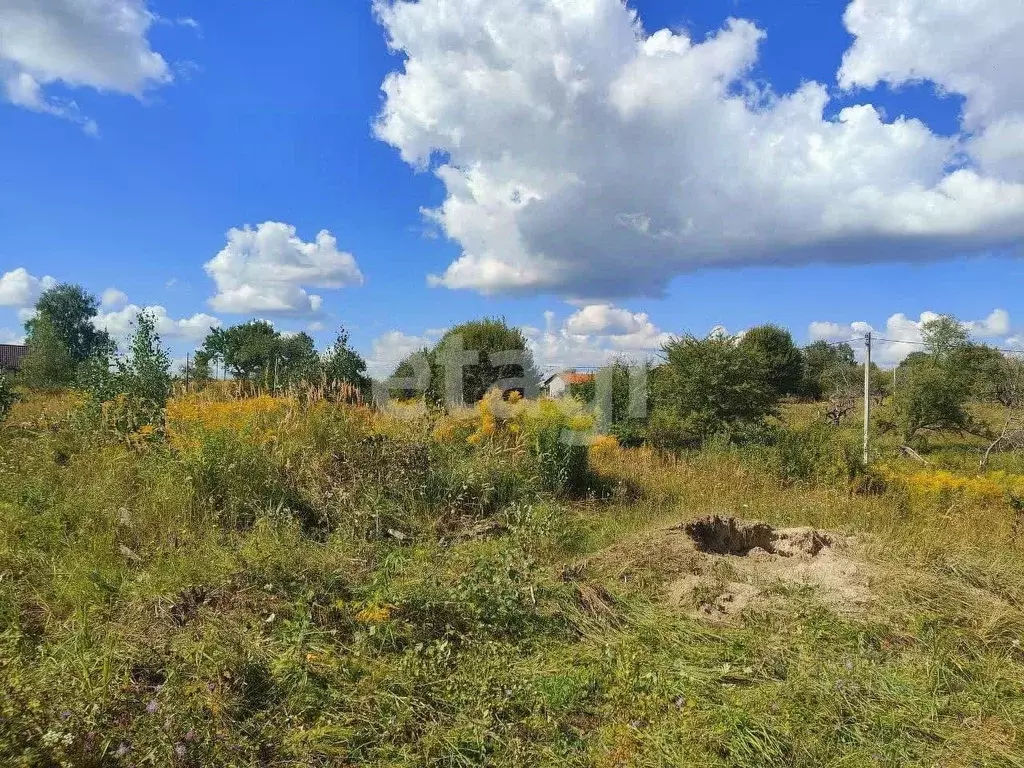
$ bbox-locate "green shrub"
[0,372,16,422]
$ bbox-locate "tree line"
[4,283,1022,455]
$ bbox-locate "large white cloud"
[0,0,173,130]
[205,222,364,316]
[374,0,1024,298]
[809,308,1014,366]
[0,267,56,307]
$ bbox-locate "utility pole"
[185,353,190,393]
[863,332,872,465]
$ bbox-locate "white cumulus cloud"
[93,303,221,344]
[809,309,1014,366]
[205,221,364,316]
[839,0,1024,183]
[0,0,174,131]
[366,330,436,380]
[526,304,670,371]
[374,0,1024,298]
[0,267,56,307]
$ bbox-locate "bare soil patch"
[581,515,872,621]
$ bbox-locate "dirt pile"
[582,515,872,621]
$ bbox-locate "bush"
[0,372,16,422]
[653,332,780,447]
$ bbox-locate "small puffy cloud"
[375,0,1024,299]
[809,309,1014,366]
[0,267,56,307]
[205,221,364,316]
[366,330,436,380]
[100,288,129,310]
[526,304,670,371]
[0,0,174,131]
[964,309,1010,338]
[93,303,221,344]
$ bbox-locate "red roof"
[559,372,594,385]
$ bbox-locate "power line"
[872,336,1024,355]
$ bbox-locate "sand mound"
[581,515,872,621]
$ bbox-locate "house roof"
[0,344,27,371]
[544,371,595,386]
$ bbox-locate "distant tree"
[982,354,1024,408]
[650,332,779,447]
[25,283,111,365]
[921,314,970,360]
[886,355,974,445]
[322,327,368,390]
[418,318,539,406]
[277,332,320,387]
[568,359,653,446]
[18,314,76,390]
[739,324,804,397]
[801,340,856,400]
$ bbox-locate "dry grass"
[1,390,1023,766]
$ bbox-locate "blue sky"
[2,0,1022,374]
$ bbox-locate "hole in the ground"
[684,516,778,556]
[683,516,833,557]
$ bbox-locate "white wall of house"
[547,376,568,398]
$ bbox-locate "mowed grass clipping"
[1,391,1023,766]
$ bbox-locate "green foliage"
[758,422,866,488]
[652,332,780,447]
[885,356,974,445]
[411,318,539,405]
[0,371,17,422]
[197,321,321,388]
[79,312,173,433]
[17,313,77,391]
[24,283,111,365]
[920,314,970,359]
[740,324,804,397]
[321,326,369,392]
[567,360,651,446]
[801,340,856,400]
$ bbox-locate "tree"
[402,318,539,406]
[78,312,172,432]
[568,359,652,446]
[119,311,172,409]
[801,340,856,400]
[921,314,970,360]
[196,321,321,387]
[739,324,804,397]
[25,284,111,365]
[322,327,368,390]
[18,313,76,390]
[651,332,779,447]
[277,332,320,387]
[886,355,973,445]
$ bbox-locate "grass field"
[2,390,1023,766]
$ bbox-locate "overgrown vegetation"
[4,291,1024,765]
